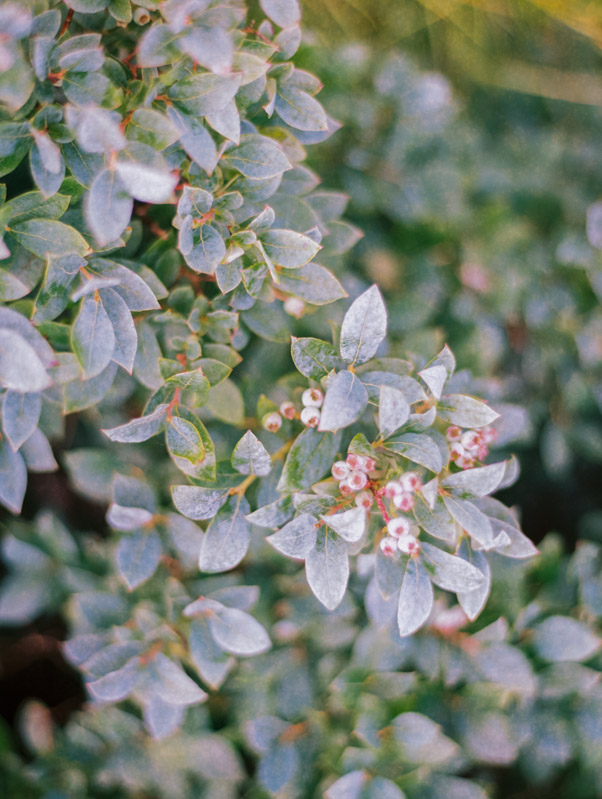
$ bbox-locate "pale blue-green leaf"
[127,108,180,150]
[277,427,342,493]
[379,385,411,439]
[102,404,168,443]
[107,503,153,532]
[205,100,240,144]
[384,432,442,473]
[63,362,118,413]
[443,496,494,549]
[266,513,317,558]
[277,263,346,304]
[0,330,51,392]
[258,742,299,794]
[260,0,300,27]
[305,527,349,610]
[318,370,368,432]
[290,336,342,381]
[413,492,456,542]
[324,771,366,799]
[321,507,366,543]
[222,134,291,179]
[456,541,491,621]
[171,485,229,521]
[169,73,242,116]
[0,438,27,513]
[115,145,177,203]
[246,496,294,528]
[208,606,271,656]
[92,259,160,311]
[438,394,499,428]
[142,695,184,740]
[167,105,218,174]
[417,364,447,400]
[198,494,250,573]
[66,104,126,154]
[149,652,207,705]
[10,218,90,258]
[420,542,486,593]
[30,137,65,199]
[167,416,207,478]
[137,24,181,67]
[393,712,459,763]
[189,618,234,690]
[397,558,434,637]
[261,228,320,268]
[275,83,328,132]
[232,430,271,476]
[340,285,387,365]
[441,462,507,499]
[87,659,140,703]
[532,616,601,662]
[99,287,137,373]
[85,168,133,247]
[375,546,403,600]
[116,529,162,590]
[133,321,163,389]
[2,391,41,451]
[20,429,57,473]
[72,295,115,379]
[184,224,225,274]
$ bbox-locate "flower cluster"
[380,516,420,556]
[446,425,497,469]
[382,471,422,512]
[331,453,376,508]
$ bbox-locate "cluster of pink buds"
[446,425,497,469]
[382,471,422,512]
[380,516,420,557]
[300,388,323,428]
[331,452,376,508]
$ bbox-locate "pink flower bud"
[300,406,321,427]
[383,480,403,498]
[302,387,323,408]
[397,533,420,555]
[481,425,498,444]
[458,454,475,470]
[393,492,415,512]
[331,460,350,481]
[449,443,465,462]
[339,479,353,496]
[283,296,305,318]
[262,412,282,433]
[461,430,482,453]
[363,456,377,473]
[400,471,421,492]
[380,536,398,557]
[346,452,364,470]
[446,425,462,441]
[347,470,368,491]
[279,401,296,420]
[387,516,411,539]
[355,490,373,509]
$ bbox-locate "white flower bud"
[392,492,415,512]
[400,471,421,492]
[347,470,368,491]
[387,516,411,539]
[302,387,323,408]
[279,401,296,420]
[284,296,305,318]
[331,460,350,481]
[355,490,373,509]
[300,406,321,427]
[383,480,403,498]
[380,536,398,557]
[262,412,282,433]
[397,533,420,555]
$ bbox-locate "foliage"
[0,1,600,799]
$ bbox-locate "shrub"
[0,2,600,799]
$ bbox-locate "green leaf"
[3,191,70,225]
[198,494,250,573]
[379,385,411,439]
[413,492,456,542]
[102,404,168,443]
[275,83,328,132]
[321,507,366,543]
[171,485,229,521]
[532,616,601,663]
[266,513,317,558]
[277,427,342,493]
[63,362,117,413]
[438,394,499,428]
[195,358,231,387]
[261,229,320,268]
[441,462,507,499]
[85,168,133,247]
[420,542,486,592]
[188,618,234,690]
[167,415,209,479]
[10,219,90,258]
[290,336,342,380]
[0,438,27,514]
[232,430,271,476]
[137,24,181,67]
[277,263,346,304]
[169,73,242,116]
[340,285,387,365]
[305,526,349,610]
[222,135,291,179]
[99,288,137,374]
[397,558,433,637]
[2,391,41,452]
[260,0,300,27]
[0,330,52,392]
[206,606,271,656]
[206,379,245,425]
[384,432,443,473]
[72,294,116,379]
[319,370,368,432]
[0,122,32,178]
[127,108,180,150]
[183,224,225,274]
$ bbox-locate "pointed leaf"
[379,385,411,439]
[266,513,317,558]
[305,527,349,610]
[397,558,433,637]
[232,430,271,476]
[318,370,368,432]
[340,285,387,365]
